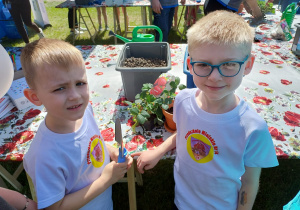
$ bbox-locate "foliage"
[257,1,274,15]
[125,76,186,132]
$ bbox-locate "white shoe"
[79,26,87,31]
[38,28,45,38]
[70,29,84,35]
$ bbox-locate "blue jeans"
[153,7,175,42]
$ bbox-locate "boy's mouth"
[67,104,82,110]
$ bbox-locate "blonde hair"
[20,38,84,89]
[187,10,254,56]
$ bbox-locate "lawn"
[1,1,300,209]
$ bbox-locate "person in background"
[152,0,185,42]
[204,0,263,19]
[133,10,278,209]
[0,187,37,210]
[96,7,109,31]
[4,0,44,44]
[21,38,132,209]
[68,8,88,35]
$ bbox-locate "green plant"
[125,75,186,133]
[257,1,274,15]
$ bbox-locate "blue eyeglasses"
[190,55,249,77]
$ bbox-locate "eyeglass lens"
[193,62,240,76]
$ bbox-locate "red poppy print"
[259,25,270,30]
[146,138,164,149]
[261,51,273,56]
[125,141,137,152]
[100,58,111,62]
[0,114,16,124]
[131,135,146,145]
[170,44,179,49]
[81,46,92,50]
[15,119,26,126]
[106,46,116,50]
[296,104,300,109]
[283,111,300,127]
[101,128,115,141]
[258,82,269,86]
[253,96,272,105]
[85,62,90,65]
[103,84,110,88]
[269,59,284,64]
[115,97,128,106]
[127,117,135,127]
[10,107,18,113]
[89,55,96,58]
[23,109,41,120]
[12,131,34,144]
[281,79,292,85]
[171,61,178,66]
[257,43,268,47]
[268,127,286,141]
[270,45,280,49]
[95,72,104,76]
[86,66,92,69]
[150,86,164,96]
[0,142,16,154]
[109,54,117,57]
[259,70,270,74]
[171,53,175,57]
[275,147,289,159]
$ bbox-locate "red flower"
[81,46,92,50]
[155,77,167,86]
[89,55,96,58]
[150,85,164,96]
[0,142,16,154]
[275,147,289,159]
[101,128,115,141]
[261,51,273,56]
[170,44,179,49]
[171,61,178,66]
[23,109,41,120]
[85,62,90,65]
[259,70,270,74]
[109,53,117,57]
[86,66,92,69]
[296,104,300,109]
[125,141,138,152]
[258,82,269,86]
[131,135,146,145]
[268,127,279,137]
[12,131,34,144]
[283,111,300,127]
[103,84,110,88]
[115,97,128,106]
[106,46,116,50]
[95,72,104,76]
[171,53,175,57]
[253,96,272,105]
[100,58,111,63]
[270,45,280,49]
[127,117,135,127]
[281,79,292,85]
[10,107,18,113]
[257,43,268,47]
[259,25,270,30]
[269,59,284,64]
[0,114,16,124]
[16,119,26,126]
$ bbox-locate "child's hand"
[132,150,161,174]
[101,161,128,185]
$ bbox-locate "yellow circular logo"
[90,138,105,168]
[187,133,214,163]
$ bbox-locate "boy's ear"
[187,56,193,74]
[244,54,255,76]
[23,88,43,106]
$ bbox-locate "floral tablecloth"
[1,11,300,162]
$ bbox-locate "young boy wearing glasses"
[133,10,278,209]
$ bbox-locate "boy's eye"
[77,82,86,86]
[53,87,64,92]
[195,63,209,68]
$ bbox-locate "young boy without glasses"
[22,38,132,210]
[133,10,278,209]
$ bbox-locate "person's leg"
[21,0,40,33]
[101,7,109,29]
[153,9,169,42]
[96,7,102,30]
[68,8,78,30]
[167,7,175,39]
[122,7,129,29]
[173,6,178,28]
[9,0,30,43]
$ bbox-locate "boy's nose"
[208,67,222,81]
[68,88,81,100]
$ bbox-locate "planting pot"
[115,42,171,101]
[142,114,156,131]
[162,102,176,133]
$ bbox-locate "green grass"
[0,1,196,47]
[1,1,300,209]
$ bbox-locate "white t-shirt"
[173,88,278,210]
[24,104,113,210]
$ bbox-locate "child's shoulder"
[175,88,196,104]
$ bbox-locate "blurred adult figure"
[4,0,44,44]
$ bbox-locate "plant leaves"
[162,104,169,110]
[125,101,132,106]
[179,84,186,90]
[141,110,150,118]
[137,114,147,124]
[130,107,139,115]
